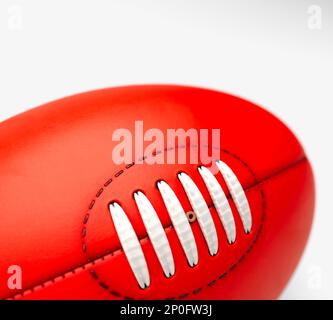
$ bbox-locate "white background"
[0,0,332,299]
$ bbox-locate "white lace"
[216,160,252,233]
[108,160,252,289]
[178,172,218,256]
[108,202,150,289]
[198,166,236,244]
[157,180,198,267]
[134,191,175,278]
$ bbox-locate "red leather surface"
[0,85,314,299]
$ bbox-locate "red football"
[0,85,315,300]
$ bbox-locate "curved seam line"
[6,156,307,300]
[83,152,305,299]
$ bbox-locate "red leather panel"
[9,158,314,300]
[0,85,313,299]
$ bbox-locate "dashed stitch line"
[81,145,263,300]
[7,146,307,300]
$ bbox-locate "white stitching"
[216,160,252,233]
[198,165,236,244]
[178,172,219,256]
[157,180,198,267]
[109,202,150,289]
[134,191,175,278]
[108,160,252,289]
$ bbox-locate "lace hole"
[186,211,196,223]
[164,271,175,279]
[188,260,198,268]
[132,189,145,199]
[139,283,150,290]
